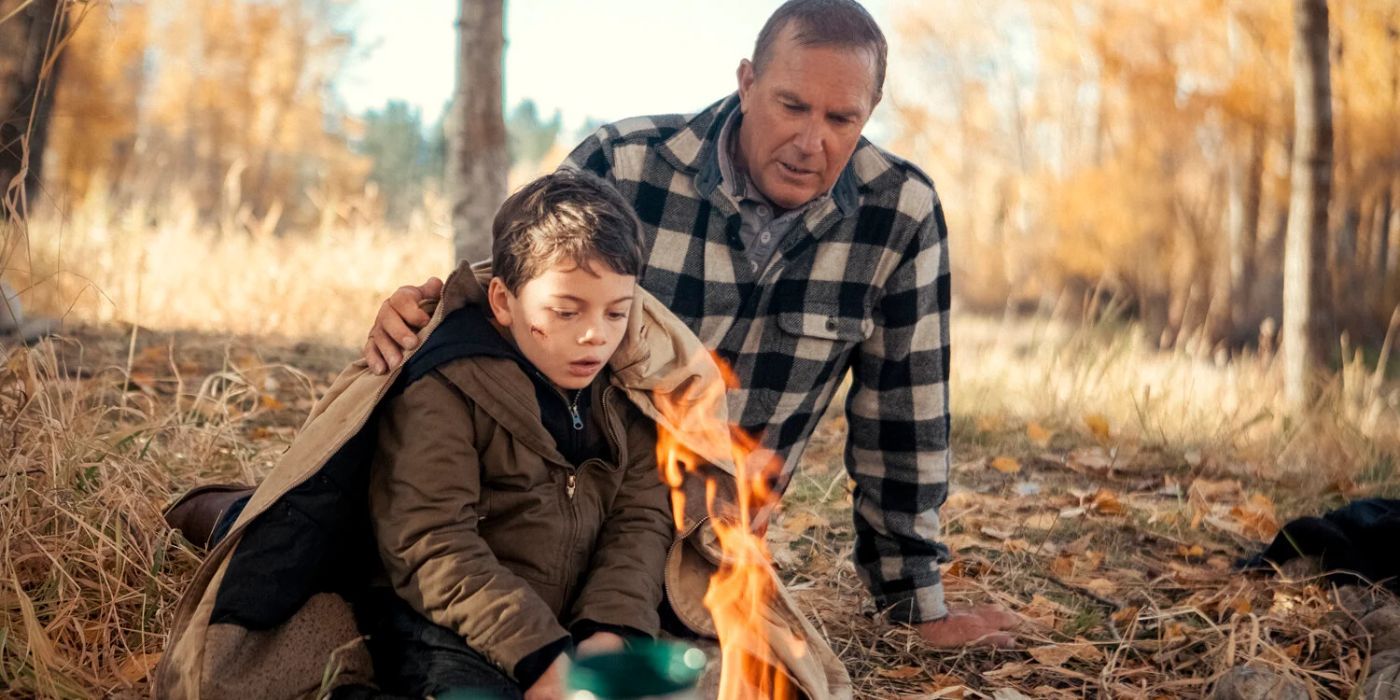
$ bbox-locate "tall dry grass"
[16,189,455,347]
[953,297,1400,496]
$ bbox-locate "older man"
[373,0,1016,648]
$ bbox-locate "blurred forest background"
[4,0,1399,362]
[5,0,1400,697]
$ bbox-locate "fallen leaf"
[1111,606,1140,626]
[1085,578,1117,596]
[1079,550,1104,571]
[877,665,925,680]
[1089,489,1124,515]
[779,510,826,535]
[1023,512,1058,530]
[990,456,1022,474]
[1189,478,1243,502]
[923,675,966,697]
[991,688,1035,700]
[1050,555,1076,578]
[1027,422,1053,447]
[1066,447,1115,475]
[1028,644,1076,667]
[1068,641,1106,662]
[1064,534,1095,555]
[1229,493,1280,540]
[1084,414,1111,441]
[116,652,162,685]
[1176,544,1206,559]
[260,394,286,411]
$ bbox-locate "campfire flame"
[654,354,799,699]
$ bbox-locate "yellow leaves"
[778,510,826,535]
[1085,578,1117,597]
[1177,544,1206,559]
[876,665,925,680]
[1084,414,1111,442]
[1188,478,1278,541]
[1111,606,1141,627]
[1088,489,1124,515]
[1027,422,1053,447]
[116,652,162,685]
[1027,644,1076,667]
[1050,549,1104,578]
[1028,642,1104,668]
[989,456,1022,474]
[1228,493,1280,540]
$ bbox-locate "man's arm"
[846,200,1016,647]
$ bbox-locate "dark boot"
[163,483,256,549]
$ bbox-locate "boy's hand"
[363,276,443,374]
[523,653,570,700]
[576,631,627,657]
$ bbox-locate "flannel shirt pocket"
[776,303,872,342]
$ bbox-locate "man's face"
[735,26,878,210]
[488,260,637,390]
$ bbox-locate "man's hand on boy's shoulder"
[523,653,570,700]
[364,276,443,374]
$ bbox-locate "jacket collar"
[430,266,623,467]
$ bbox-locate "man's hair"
[491,170,644,293]
[752,0,887,102]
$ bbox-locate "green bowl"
[566,639,707,699]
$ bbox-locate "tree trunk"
[447,0,506,264]
[0,0,66,219]
[1214,126,1264,346]
[1282,0,1334,412]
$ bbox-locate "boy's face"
[488,260,637,391]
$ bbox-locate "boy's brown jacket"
[154,262,852,699]
[368,271,672,678]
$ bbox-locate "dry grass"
[15,197,454,346]
[3,198,1400,697]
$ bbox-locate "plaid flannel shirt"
[564,95,953,623]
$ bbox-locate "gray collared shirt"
[715,110,830,274]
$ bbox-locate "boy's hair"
[491,170,644,293]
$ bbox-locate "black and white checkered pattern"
[564,95,952,623]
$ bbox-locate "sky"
[337,0,894,137]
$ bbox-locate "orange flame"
[653,353,799,700]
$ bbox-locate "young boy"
[359,170,673,699]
